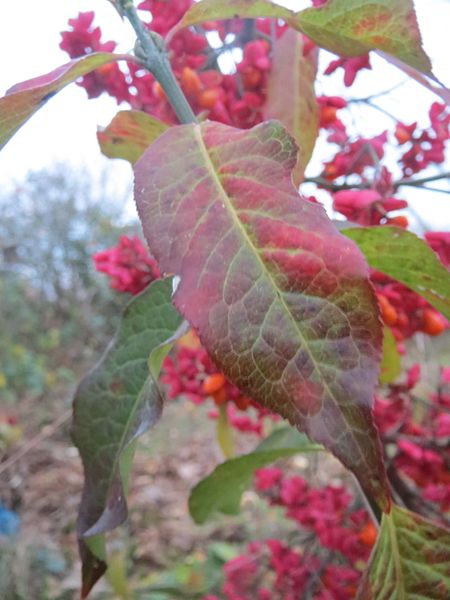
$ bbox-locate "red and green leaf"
[0,52,130,151]
[296,0,432,75]
[264,29,319,186]
[134,120,391,511]
[97,110,168,164]
[357,505,450,599]
[72,277,183,597]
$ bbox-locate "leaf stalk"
[119,0,196,125]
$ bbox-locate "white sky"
[0,0,449,230]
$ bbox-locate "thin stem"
[120,0,196,125]
[303,177,369,191]
[304,170,450,194]
[216,403,235,459]
[394,170,450,189]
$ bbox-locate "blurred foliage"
[0,165,136,404]
[0,536,68,600]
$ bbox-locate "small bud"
[134,40,146,61]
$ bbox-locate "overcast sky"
[0,0,449,229]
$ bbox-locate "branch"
[304,171,450,194]
[394,171,450,189]
[302,177,370,191]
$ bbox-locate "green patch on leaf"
[72,277,183,598]
[380,326,401,385]
[97,110,168,164]
[343,226,450,320]
[357,505,450,599]
[189,427,321,524]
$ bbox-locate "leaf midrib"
[192,125,357,426]
[387,512,407,600]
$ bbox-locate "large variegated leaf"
[343,226,450,320]
[72,278,183,598]
[356,505,450,599]
[134,120,390,510]
[168,0,432,76]
[264,29,319,186]
[0,53,129,151]
[97,110,168,164]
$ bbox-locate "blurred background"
[0,1,449,599]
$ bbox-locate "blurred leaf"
[356,505,450,599]
[135,120,390,512]
[97,110,168,164]
[380,327,401,385]
[343,226,450,320]
[72,277,183,598]
[264,29,319,185]
[0,53,130,150]
[189,427,321,524]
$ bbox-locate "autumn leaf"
[134,120,390,511]
[72,277,183,598]
[97,110,168,164]
[296,0,432,75]
[356,505,450,599]
[264,28,319,186]
[0,53,131,151]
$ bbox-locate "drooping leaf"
[189,427,321,524]
[343,226,450,320]
[378,52,450,104]
[72,277,183,598]
[168,0,432,76]
[134,120,391,511]
[0,52,130,151]
[296,0,432,75]
[264,29,319,186]
[97,110,168,164]
[380,327,401,385]
[356,505,450,599]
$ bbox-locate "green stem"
[120,0,196,125]
[394,170,450,189]
[216,403,235,459]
